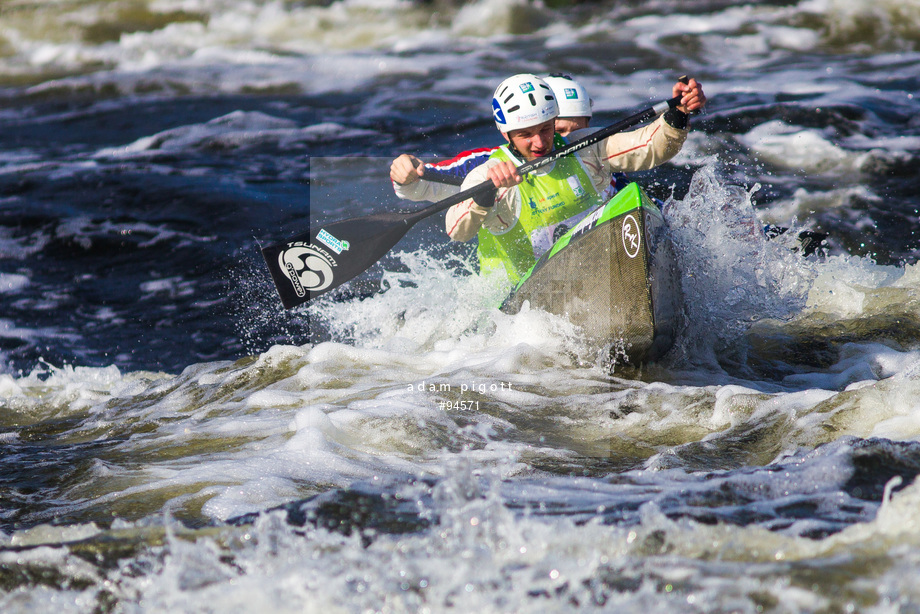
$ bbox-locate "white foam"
[0,226,49,260]
[759,185,880,226]
[799,0,920,51]
[0,0,543,101]
[0,272,28,293]
[805,256,905,316]
[139,276,196,298]
[740,120,866,174]
[0,318,37,341]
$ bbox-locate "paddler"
[543,73,630,201]
[447,73,705,283]
[542,73,593,136]
[390,73,598,200]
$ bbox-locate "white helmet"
[491,74,558,133]
[543,74,592,118]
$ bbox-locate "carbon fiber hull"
[501,183,682,364]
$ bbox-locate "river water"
[1,0,920,611]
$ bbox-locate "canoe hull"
[501,183,682,364]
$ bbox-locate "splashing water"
[663,166,821,370]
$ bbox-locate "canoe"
[501,182,682,364]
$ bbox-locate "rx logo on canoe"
[621,214,641,259]
[277,241,337,297]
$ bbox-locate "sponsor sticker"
[516,111,539,123]
[567,175,586,198]
[570,206,604,239]
[519,81,535,93]
[277,242,337,297]
[564,88,578,100]
[316,228,350,254]
[622,214,641,259]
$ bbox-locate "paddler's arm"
[445,159,516,242]
[598,114,687,172]
[391,154,461,202]
[599,77,706,172]
[390,153,425,185]
[392,148,497,202]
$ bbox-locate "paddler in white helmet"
[390,74,597,201]
[543,73,631,200]
[446,73,705,283]
[542,73,593,136]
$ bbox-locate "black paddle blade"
[261,212,415,309]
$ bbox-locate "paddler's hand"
[485,161,522,188]
[390,154,426,185]
[673,77,706,114]
[470,161,520,208]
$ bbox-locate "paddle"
[261,89,688,309]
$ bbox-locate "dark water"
[1,0,920,611]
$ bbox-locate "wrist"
[664,107,689,130]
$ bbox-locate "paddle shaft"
[400,94,683,222]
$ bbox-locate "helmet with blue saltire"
[491,74,558,133]
[543,73,592,118]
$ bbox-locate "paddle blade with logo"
[261,213,416,309]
